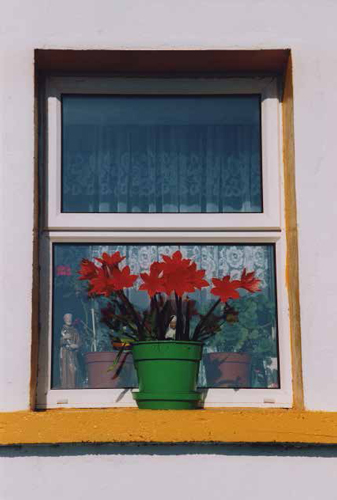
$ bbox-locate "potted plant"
[55,268,137,389]
[203,295,278,388]
[78,250,261,409]
[78,288,137,390]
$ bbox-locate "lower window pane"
[52,243,280,390]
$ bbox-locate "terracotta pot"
[85,351,137,389]
[203,352,252,388]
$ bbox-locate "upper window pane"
[62,95,262,213]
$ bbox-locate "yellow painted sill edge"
[1,408,337,445]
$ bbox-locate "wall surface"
[2,444,337,500]
[1,0,337,498]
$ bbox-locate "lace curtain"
[62,96,262,213]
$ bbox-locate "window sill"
[1,408,337,445]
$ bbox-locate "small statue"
[165,316,177,340]
[59,313,81,389]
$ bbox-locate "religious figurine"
[165,315,177,340]
[59,313,81,389]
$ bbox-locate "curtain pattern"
[62,124,262,213]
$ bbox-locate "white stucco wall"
[1,0,337,413]
[1,445,337,500]
[1,1,337,498]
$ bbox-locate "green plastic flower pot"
[131,341,203,410]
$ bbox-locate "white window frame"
[37,75,292,409]
[45,76,281,231]
[37,232,292,409]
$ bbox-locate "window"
[37,76,292,409]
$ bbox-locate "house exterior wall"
[1,0,337,498]
[2,444,337,500]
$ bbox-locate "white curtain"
[62,124,262,213]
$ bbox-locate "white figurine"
[165,315,177,340]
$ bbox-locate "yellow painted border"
[282,54,304,410]
[2,409,337,445]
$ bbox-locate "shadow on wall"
[2,443,337,458]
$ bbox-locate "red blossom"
[149,261,164,274]
[79,251,138,297]
[211,276,241,303]
[161,250,191,272]
[139,262,166,298]
[163,269,196,297]
[78,259,99,281]
[211,269,261,303]
[94,251,125,271]
[239,268,261,293]
[186,262,209,290]
[88,267,113,297]
[88,265,137,296]
[109,266,138,291]
[160,251,209,297]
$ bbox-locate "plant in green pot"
[78,250,261,409]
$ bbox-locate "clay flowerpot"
[132,341,203,410]
[85,351,137,389]
[203,352,252,388]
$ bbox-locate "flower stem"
[184,300,190,340]
[193,298,221,341]
[117,290,145,340]
[175,293,183,341]
[153,295,164,340]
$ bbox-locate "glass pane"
[52,243,279,390]
[62,95,262,213]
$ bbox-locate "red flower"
[161,250,190,272]
[88,268,112,297]
[211,269,261,303]
[109,266,138,291]
[95,251,125,271]
[211,276,241,303]
[164,271,195,297]
[88,267,113,296]
[149,261,164,274]
[139,262,166,298]
[160,251,209,297]
[239,268,261,293]
[186,262,209,290]
[88,265,137,296]
[78,259,99,281]
[80,251,137,297]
